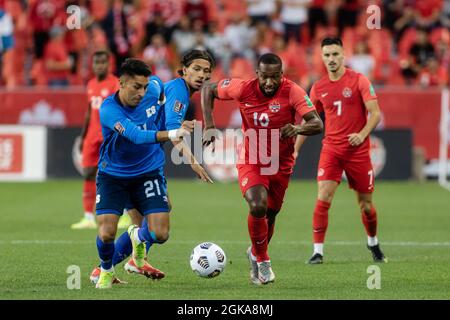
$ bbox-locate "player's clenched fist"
[280,123,299,138]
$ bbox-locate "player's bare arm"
[347,99,381,146]
[79,103,92,152]
[280,110,323,138]
[293,135,308,160]
[201,82,220,147]
[171,120,213,183]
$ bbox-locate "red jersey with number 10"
[310,68,377,153]
[217,77,316,174]
[85,74,120,144]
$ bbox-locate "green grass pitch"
[0,179,449,299]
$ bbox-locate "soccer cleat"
[257,261,275,285]
[90,266,101,284]
[70,217,96,229]
[124,258,165,280]
[368,244,388,263]
[307,253,324,265]
[128,225,145,268]
[246,246,260,285]
[118,214,131,229]
[95,269,114,289]
[90,266,127,285]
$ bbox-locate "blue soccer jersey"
[164,78,191,130]
[98,76,166,177]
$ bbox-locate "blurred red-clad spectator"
[44,26,73,87]
[183,0,209,27]
[29,0,65,58]
[89,0,109,22]
[400,28,436,84]
[416,56,448,87]
[147,0,184,28]
[142,33,175,82]
[414,0,442,30]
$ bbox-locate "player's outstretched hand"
[280,124,298,138]
[191,163,214,183]
[347,133,365,146]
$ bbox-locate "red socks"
[248,214,269,262]
[82,180,96,214]
[362,206,378,237]
[312,199,331,243]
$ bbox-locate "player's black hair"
[321,37,343,47]
[257,53,282,68]
[177,49,216,76]
[92,50,110,59]
[119,58,152,78]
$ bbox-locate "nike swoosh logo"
[321,93,328,98]
[245,103,253,107]
[255,239,266,245]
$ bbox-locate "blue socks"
[112,231,132,266]
[96,236,114,270]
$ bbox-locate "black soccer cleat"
[307,253,323,265]
[367,244,388,263]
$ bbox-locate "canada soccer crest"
[342,87,352,98]
[269,101,281,113]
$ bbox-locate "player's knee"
[153,230,169,243]
[248,201,268,217]
[98,230,115,243]
[359,200,373,215]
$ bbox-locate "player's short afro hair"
[257,53,282,68]
[177,49,216,76]
[321,37,343,47]
[119,58,152,78]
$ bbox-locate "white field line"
[0,240,449,247]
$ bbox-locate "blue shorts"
[96,169,170,216]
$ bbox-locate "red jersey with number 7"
[310,68,377,153]
[217,77,316,174]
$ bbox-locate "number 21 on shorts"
[144,179,161,198]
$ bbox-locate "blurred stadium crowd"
[0,0,449,90]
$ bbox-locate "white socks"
[368,236,378,247]
[313,243,324,255]
[84,212,95,221]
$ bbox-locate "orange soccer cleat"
[124,258,165,280]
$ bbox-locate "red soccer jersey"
[217,77,316,174]
[85,74,120,143]
[310,68,377,153]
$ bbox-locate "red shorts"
[81,138,101,168]
[237,165,291,211]
[317,148,374,193]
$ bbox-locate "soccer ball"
[190,242,226,278]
